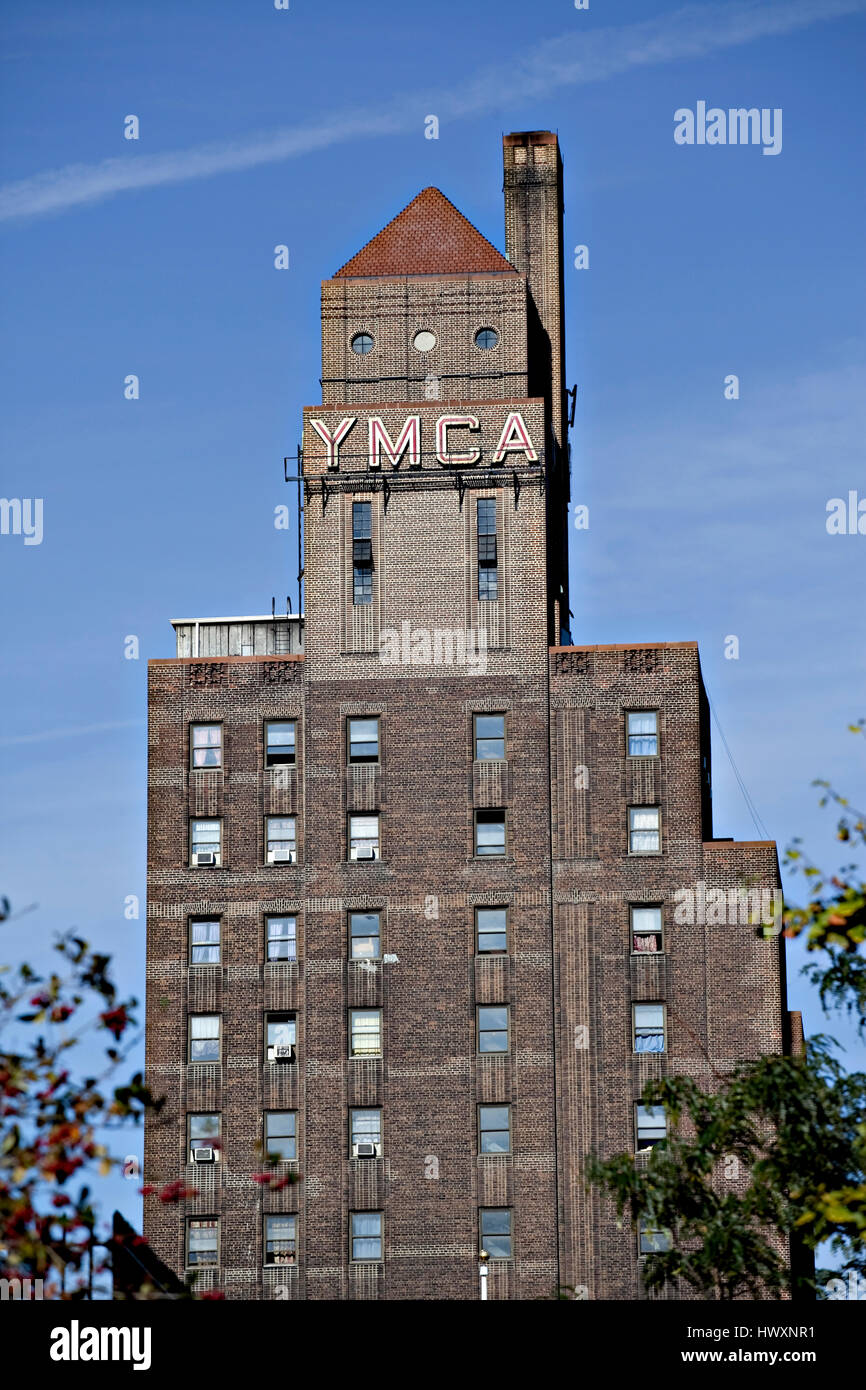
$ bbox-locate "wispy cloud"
[0,719,145,746]
[1,0,863,223]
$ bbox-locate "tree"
[588,722,866,1298]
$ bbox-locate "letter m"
[729,109,760,144]
[368,416,421,470]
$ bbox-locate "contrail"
[0,0,862,223]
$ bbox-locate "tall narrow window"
[350,1009,382,1057]
[266,816,297,863]
[350,1109,382,1154]
[474,713,505,760]
[631,906,663,954]
[188,1114,220,1162]
[264,1214,296,1266]
[477,497,498,601]
[349,911,381,960]
[480,1209,512,1258]
[476,907,508,954]
[349,814,379,860]
[266,914,297,962]
[352,501,373,606]
[348,717,379,763]
[265,1112,297,1161]
[186,1218,219,1267]
[477,1005,509,1053]
[627,712,658,757]
[628,807,660,854]
[636,1104,667,1151]
[190,819,221,866]
[475,809,506,857]
[189,1015,220,1063]
[633,1003,665,1054]
[266,1014,296,1063]
[351,1212,382,1261]
[191,723,222,769]
[265,720,296,767]
[479,1105,511,1154]
[190,919,221,965]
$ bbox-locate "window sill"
[630,949,666,958]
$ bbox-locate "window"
[350,332,374,355]
[348,717,379,763]
[477,497,498,601]
[412,330,436,352]
[349,910,381,960]
[352,501,373,606]
[477,1005,509,1053]
[265,1112,297,1161]
[480,1208,512,1258]
[479,1105,511,1154]
[631,906,663,954]
[188,1114,220,1162]
[639,1219,671,1254]
[350,1009,382,1057]
[266,914,297,962]
[186,1218,218,1267]
[189,1015,220,1063]
[351,1211,382,1261]
[265,720,296,767]
[266,816,297,863]
[627,711,658,757]
[475,809,506,857]
[633,1003,665,1054]
[629,806,660,854]
[475,328,499,350]
[264,1214,296,1266]
[474,713,505,760]
[266,1014,296,1062]
[190,919,220,965]
[476,907,507,954]
[350,1108,382,1152]
[349,814,379,860]
[636,1104,667,1152]
[190,818,221,866]
[191,723,222,769]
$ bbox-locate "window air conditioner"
[194,851,216,866]
[270,849,295,863]
[192,1147,215,1164]
[272,1044,295,1063]
[352,1142,381,1159]
[355,846,376,860]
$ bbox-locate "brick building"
[144,131,790,1300]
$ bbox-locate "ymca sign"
[305,410,540,472]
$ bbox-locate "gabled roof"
[333,187,517,278]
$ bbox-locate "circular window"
[351,332,374,355]
[412,330,437,353]
[475,328,499,350]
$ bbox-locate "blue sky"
[1,0,864,1243]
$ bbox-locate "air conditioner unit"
[269,850,295,863]
[193,851,217,866]
[354,846,376,860]
[191,1147,215,1164]
[272,1044,295,1063]
[352,1142,381,1159]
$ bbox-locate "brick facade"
[144,132,788,1300]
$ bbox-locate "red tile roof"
[333,187,516,278]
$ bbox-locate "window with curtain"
[189,1015,220,1062]
[631,906,663,953]
[633,1003,665,1053]
[629,807,660,853]
[350,1109,382,1150]
[190,919,220,965]
[351,1211,382,1260]
[627,711,658,757]
[264,1214,296,1265]
[186,1218,218,1267]
[266,915,297,962]
[350,1010,382,1057]
[191,723,222,769]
